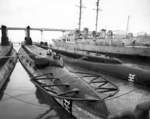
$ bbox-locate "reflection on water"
[0,78,11,100]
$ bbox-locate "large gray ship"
[52,0,150,61]
[51,0,150,88]
[52,27,150,61]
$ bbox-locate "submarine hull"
[0,45,17,90]
[52,48,150,86]
[18,45,109,119]
[20,43,150,118]
[59,55,150,115]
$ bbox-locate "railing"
[31,72,102,101]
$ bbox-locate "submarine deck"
[64,64,150,114]
[21,45,150,115]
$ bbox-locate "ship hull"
[55,52,150,86]
[34,43,150,117]
[55,54,150,116]
[0,45,17,89]
[18,44,109,119]
[53,41,150,65]
[51,46,150,86]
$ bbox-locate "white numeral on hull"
[128,73,136,82]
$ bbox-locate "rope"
[4,92,47,109]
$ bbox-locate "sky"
[0,0,150,42]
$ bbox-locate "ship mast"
[76,0,86,31]
[126,15,130,34]
[95,0,100,32]
[79,0,82,31]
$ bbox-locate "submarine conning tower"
[1,25,9,46]
[25,26,32,45]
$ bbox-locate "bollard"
[1,25,9,46]
[25,26,32,45]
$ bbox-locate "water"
[0,45,74,119]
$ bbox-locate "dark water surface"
[0,45,74,119]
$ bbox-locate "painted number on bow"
[63,99,72,113]
[128,73,136,82]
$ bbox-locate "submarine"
[51,45,150,86]
[0,25,17,90]
[35,37,150,86]
[18,26,111,119]
[18,26,150,119]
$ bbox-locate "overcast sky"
[0,0,150,41]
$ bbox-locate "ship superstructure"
[52,0,150,59]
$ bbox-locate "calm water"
[0,45,74,119]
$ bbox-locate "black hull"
[33,44,150,118]
[52,48,122,64]
[52,47,150,66]
[0,45,13,67]
[53,49,150,86]
[0,48,17,90]
[18,45,110,119]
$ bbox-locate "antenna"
[93,0,102,32]
[126,15,130,34]
[96,0,100,32]
[76,0,86,31]
[40,29,43,41]
[79,0,82,31]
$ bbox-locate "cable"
[106,89,136,100]
[4,92,47,109]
